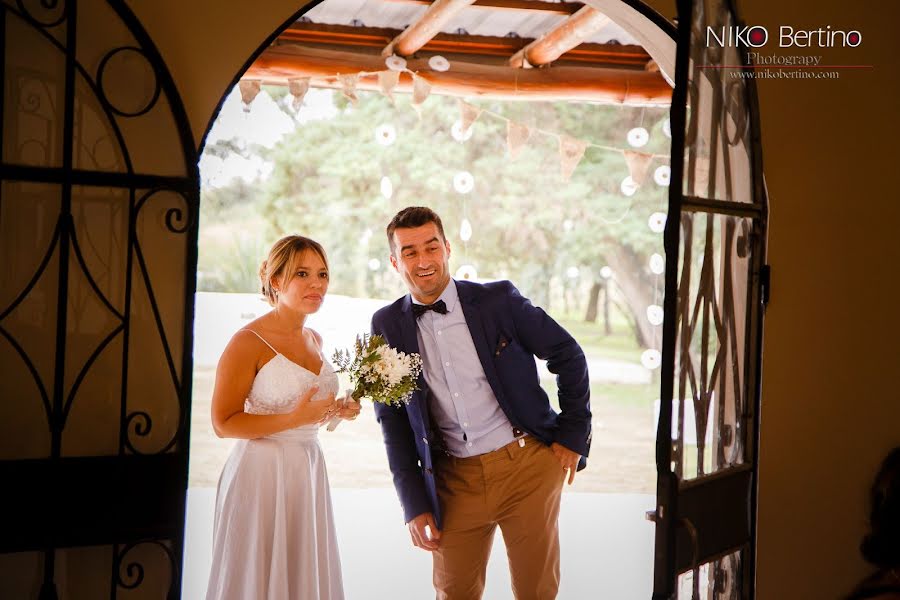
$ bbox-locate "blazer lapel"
[457,282,507,406]
[398,295,429,426]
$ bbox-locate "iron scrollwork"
[1,0,199,595]
[113,540,179,597]
[14,0,66,28]
[96,46,162,118]
[123,188,195,455]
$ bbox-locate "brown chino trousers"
[432,435,567,600]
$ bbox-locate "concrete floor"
[182,487,656,599]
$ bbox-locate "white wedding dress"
[206,331,345,600]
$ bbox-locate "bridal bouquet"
[326,334,422,430]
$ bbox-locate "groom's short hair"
[386,206,446,255]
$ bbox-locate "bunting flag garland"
[458,100,483,136]
[506,120,532,160]
[377,70,400,104]
[288,78,310,111]
[410,74,432,118]
[238,79,262,111]
[411,73,432,106]
[623,150,655,186]
[559,135,589,181]
[693,156,711,193]
[240,70,671,188]
[338,73,360,105]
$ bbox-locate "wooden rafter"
[246,45,671,105]
[510,6,611,67]
[384,0,583,14]
[382,0,477,57]
[277,22,651,68]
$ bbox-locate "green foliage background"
[198,88,671,348]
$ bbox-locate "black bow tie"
[412,300,448,318]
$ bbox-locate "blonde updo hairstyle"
[259,235,329,307]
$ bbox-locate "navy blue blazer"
[371,279,592,527]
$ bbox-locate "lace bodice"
[243,334,340,419]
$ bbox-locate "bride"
[205,235,360,600]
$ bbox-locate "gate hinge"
[760,264,771,306]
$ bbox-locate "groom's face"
[390,222,451,304]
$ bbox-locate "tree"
[200,88,671,349]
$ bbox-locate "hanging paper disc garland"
[453,171,474,194]
[380,176,393,199]
[385,55,407,71]
[428,55,450,72]
[375,124,396,146]
[646,304,664,326]
[654,165,671,187]
[641,349,662,370]
[627,127,650,148]
[620,176,638,197]
[451,120,474,142]
[455,264,477,280]
[648,212,667,233]
[649,253,665,275]
[460,218,472,241]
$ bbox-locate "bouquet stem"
[325,389,355,432]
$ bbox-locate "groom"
[371,206,592,600]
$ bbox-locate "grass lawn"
[556,315,651,365]
[188,299,660,494]
[190,366,658,494]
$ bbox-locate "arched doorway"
[0,0,767,597]
[183,3,684,595]
[0,0,199,597]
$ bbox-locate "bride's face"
[390,222,451,304]
[275,250,329,314]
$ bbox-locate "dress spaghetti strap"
[246,329,278,354]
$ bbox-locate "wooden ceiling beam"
[510,6,611,67]
[383,0,583,14]
[246,45,671,105]
[382,0,477,57]
[278,22,651,69]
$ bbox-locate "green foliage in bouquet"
[331,334,423,407]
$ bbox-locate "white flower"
[372,346,413,387]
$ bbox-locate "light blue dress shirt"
[414,279,517,457]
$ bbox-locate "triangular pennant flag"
[623,150,654,186]
[411,73,432,106]
[693,156,711,194]
[559,135,589,181]
[458,100,482,136]
[288,78,310,111]
[338,73,360,105]
[238,79,261,112]
[506,121,532,160]
[378,70,400,104]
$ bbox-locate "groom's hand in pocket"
[551,442,581,485]
[407,512,441,551]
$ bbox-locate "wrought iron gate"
[0,0,198,597]
[651,0,769,597]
